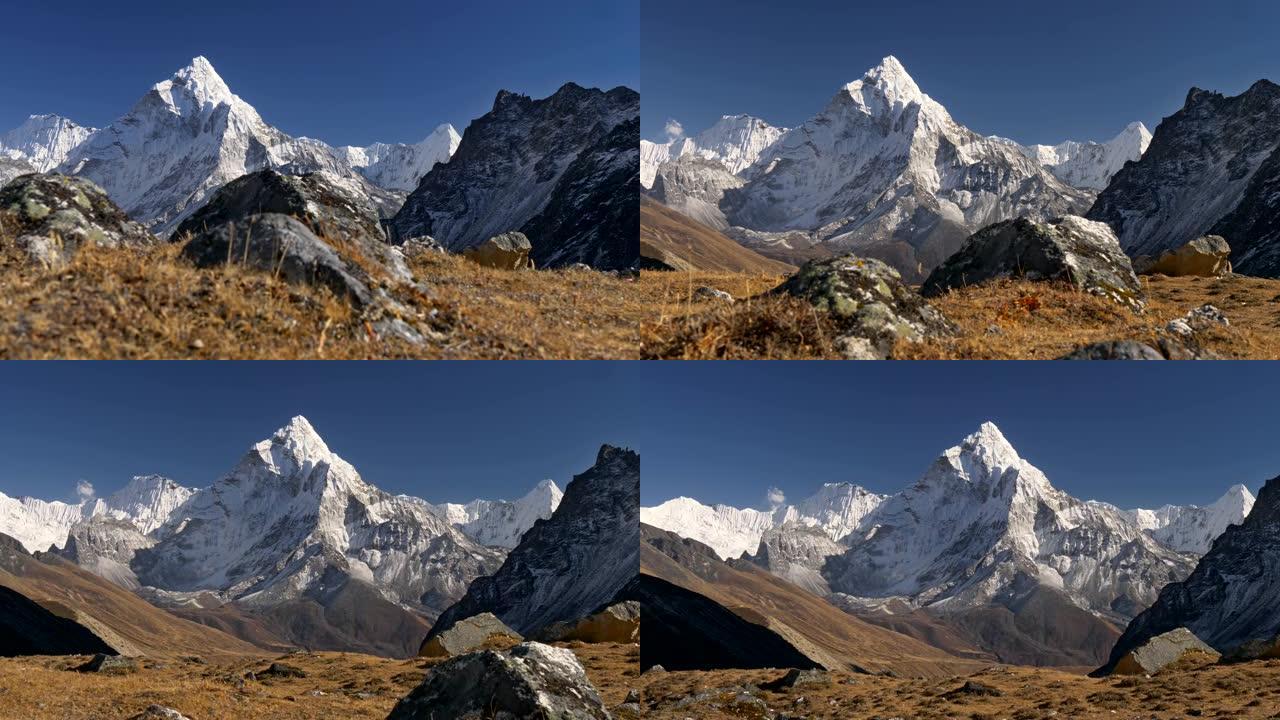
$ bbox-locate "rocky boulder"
[1135,235,1232,277]
[922,216,1146,312]
[128,706,192,720]
[388,642,609,719]
[1106,628,1218,675]
[419,613,522,658]
[76,653,138,674]
[1222,634,1280,664]
[0,174,157,266]
[536,601,639,644]
[462,231,535,270]
[1059,341,1166,361]
[181,213,375,307]
[772,254,956,359]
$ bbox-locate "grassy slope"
[640,197,796,274]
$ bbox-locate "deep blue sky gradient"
[632,363,1280,511]
[0,363,639,505]
[642,0,1280,145]
[0,0,639,147]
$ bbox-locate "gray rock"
[1109,628,1218,675]
[400,236,446,258]
[760,668,829,692]
[388,642,609,719]
[462,231,535,270]
[535,601,639,644]
[419,612,522,658]
[1059,340,1165,361]
[922,215,1146,312]
[945,680,1003,697]
[693,286,734,303]
[1222,634,1280,664]
[76,653,137,674]
[258,661,307,679]
[1136,235,1232,277]
[182,214,374,307]
[773,254,956,359]
[128,706,191,720]
[0,174,157,266]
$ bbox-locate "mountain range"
[643,422,1255,665]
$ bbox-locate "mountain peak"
[840,55,925,116]
[154,56,235,113]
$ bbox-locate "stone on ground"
[462,231,535,270]
[1136,235,1232,277]
[1110,628,1218,675]
[419,613,522,658]
[0,174,156,267]
[1059,340,1165,361]
[536,601,640,644]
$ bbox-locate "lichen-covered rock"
[536,601,639,644]
[419,613,522,658]
[400,236,446,258]
[1135,235,1232,277]
[182,213,373,307]
[922,216,1146,312]
[0,174,156,266]
[462,231,534,270]
[773,254,956,359]
[388,642,609,719]
[75,653,138,674]
[1108,628,1218,675]
[128,706,191,720]
[693,286,734,303]
[1059,340,1166,361]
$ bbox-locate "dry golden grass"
[640,270,1280,360]
[0,642,638,720]
[0,242,646,359]
[641,654,1280,719]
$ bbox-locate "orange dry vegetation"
[640,270,1280,360]
[0,642,638,720]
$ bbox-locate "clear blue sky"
[634,363,1280,511]
[0,363,639,505]
[642,0,1280,145]
[0,0,638,147]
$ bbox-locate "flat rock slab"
[537,601,639,644]
[1136,235,1232,277]
[419,612,522,658]
[462,231,534,270]
[1111,628,1218,675]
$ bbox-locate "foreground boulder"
[388,642,609,719]
[1135,235,1232,277]
[922,216,1146,312]
[1059,341,1165,361]
[182,214,375,307]
[462,231,535,270]
[1106,628,1218,675]
[1222,634,1280,663]
[419,613,522,658]
[536,601,639,644]
[0,174,157,266]
[773,255,956,359]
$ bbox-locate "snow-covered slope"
[0,114,96,173]
[0,155,36,186]
[0,475,193,554]
[336,124,461,192]
[429,479,563,549]
[722,57,1093,281]
[641,482,887,561]
[57,57,404,236]
[640,115,787,189]
[994,122,1152,190]
[1097,484,1256,555]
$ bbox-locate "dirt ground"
[640,271,1280,360]
[640,653,1280,719]
[0,642,638,720]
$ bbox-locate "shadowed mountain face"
[0,583,115,657]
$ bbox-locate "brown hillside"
[641,197,795,274]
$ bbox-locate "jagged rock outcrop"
[1106,627,1218,676]
[648,156,744,230]
[0,174,158,266]
[0,157,36,187]
[1101,474,1280,674]
[427,445,639,639]
[1135,235,1232,277]
[921,216,1146,312]
[389,83,639,270]
[1088,80,1280,275]
[418,613,521,658]
[388,642,610,720]
[774,255,957,359]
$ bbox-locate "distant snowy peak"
[640,114,787,188]
[431,478,564,548]
[839,54,929,119]
[1117,484,1256,554]
[151,55,238,114]
[997,121,1153,190]
[338,123,462,192]
[0,114,97,173]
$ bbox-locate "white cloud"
[75,480,95,501]
[765,486,786,508]
[664,119,685,141]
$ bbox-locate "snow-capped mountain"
[715,57,1092,281]
[389,83,640,270]
[336,124,461,192]
[640,114,788,189]
[55,57,405,236]
[641,482,887,561]
[994,122,1152,191]
[429,478,563,549]
[1088,80,1280,274]
[427,445,639,637]
[0,474,193,554]
[129,416,503,618]
[1101,484,1256,555]
[1102,473,1280,672]
[0,114,96,173]
[0,156,36,186]
[647,156,745,230]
